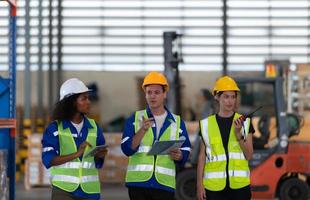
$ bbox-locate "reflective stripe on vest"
[137,145,151,153]
[200,118,212,161]
[229,170,250,178]
[205,154,226,162]
[127,164,154,172]
[170,114,179,140]
[204,171,226,179]
[200,113,250,191]
[229,152,245,160]
[155,166,176,177]
[51,118,100,194]
[52,175,99,184]
[127,165,175,177]
[126,110,180,189]
[53,162,96,169]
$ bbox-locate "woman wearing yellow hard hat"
[197,76,254,200]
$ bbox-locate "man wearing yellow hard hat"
[197,76,255,200]
[121,71,191,200]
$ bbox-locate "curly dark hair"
[52,94,80,121]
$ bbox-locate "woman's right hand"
[77,141,92,157]
[197,183,206,200]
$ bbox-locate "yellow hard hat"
[213,76,240,95]
[142,71,169,91]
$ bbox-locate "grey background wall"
[0,70,261,125]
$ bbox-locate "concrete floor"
[16,182,128,200]
[15,181,279,200]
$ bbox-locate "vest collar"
[146,106,176,123]
[62,115,94,130]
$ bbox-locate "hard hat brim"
[142,84,169,92]
[59,89,92,101]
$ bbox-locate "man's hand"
[169,148,183,161]
[132,117,154,150]
[77,141,92,157]
[140,116,154,132]
[94,148,108,159]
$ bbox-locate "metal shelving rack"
[0,0,17,199]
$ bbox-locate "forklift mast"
[163,31,183,115]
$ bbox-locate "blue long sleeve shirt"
[121,107,191,192]
[41,116,105,200]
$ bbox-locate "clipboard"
[85,144,108,157]
[147,139,185,155]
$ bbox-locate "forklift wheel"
[279,178,310,200]
[175,168,197,200]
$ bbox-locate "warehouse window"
[0,0,310,71]
[227,0,310,71]
[62,0,223,71]
[0,0,58,71]
[0,2,9,69]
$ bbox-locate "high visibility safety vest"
[125,110,181,189]
[200,113,251,191]
[50,118,100,194]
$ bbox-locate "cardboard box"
[28,134,42,146]
[296,64,310,77]
[99,167,126,183]
[105,133,122,146]
[107,146,124,157]
[25,158,51,189]
[42,167,51,185]
[25,159,41,189]
[28,146,42,158]
[185,121,199,135]
[104,155,128,169]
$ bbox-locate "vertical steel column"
[8,1,16,199]
[222,0,228,75]
[24,0,31,119]
[164,32,177,113]
[37,0,44,132]
[308,0,310,62]
[56,0,63,95]
[48,0,54,113]
[268,0,272,60]
[22,0,32,181]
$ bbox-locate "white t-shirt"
[71,119,84,137]
[154,111,167,139]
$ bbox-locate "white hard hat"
[59,78,90,101]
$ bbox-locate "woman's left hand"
[94,148,108,159]
[234,118,243,140]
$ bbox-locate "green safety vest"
[50,118,100,194]
[125,110,181,189]
[200,113,250,191]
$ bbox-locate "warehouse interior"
[0,0,310,200]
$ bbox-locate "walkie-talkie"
[239,106,263,141]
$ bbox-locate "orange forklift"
[176,76,310,200]
[237,77,310,200]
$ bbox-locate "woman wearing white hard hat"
[41,78,107,200]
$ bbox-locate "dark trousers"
[128,186,175,200]
[51,186,93,200]
[205,185,251,200]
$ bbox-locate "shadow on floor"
[16,181,128,200]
